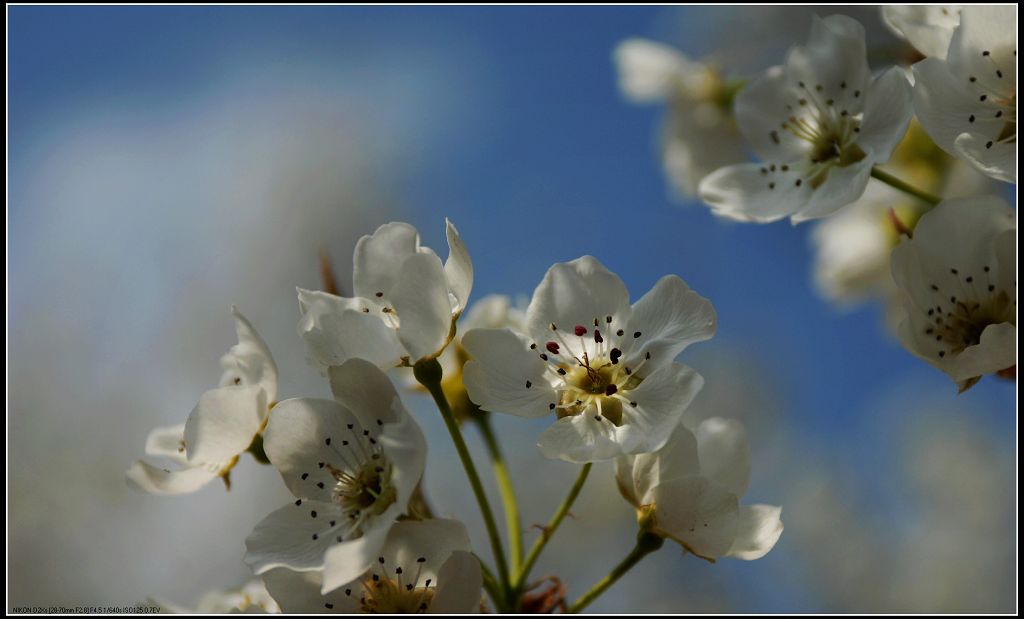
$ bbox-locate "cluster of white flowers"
[127,5,1014,613]
[617,6,1016,391]
[128,220,781,613]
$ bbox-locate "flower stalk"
[413,357,512,610]
[566,530,664,613]
[871,166,942,207]
[474,412,524,577]
[513,462,592,598]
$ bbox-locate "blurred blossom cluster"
[617,4,1016,392]
[8,5,1015,615]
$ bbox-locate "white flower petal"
[882,5,960,59]
[462,328,557,420]
[734,66,810,161]
[699,162,814,223]
[525,256,632,346]
[297,288,406,370]
[810,184,898,305]
[261,568,359,613]
[954,132,1015,184]
[613,38,691,103]
[614,456,642,507]
[321,523,394,594]
[353,222,421,300]
[220,307,278,402]
[726,504,784,560]
[183,384,266,465]
[379,519,472,580]
[856,68,913,162]
[390,252,454,361]
[263,398,364,500]
[431,551,483,614]
[444,219,473,316]
[537,413,620,463]
[626,275,716,371]
[662,98,748,198]
[792,159,874,223]
[144,423,188,464]
[245,500,339,574]
[328,357,407,426]
[695,417,752,497]
[943,322,1017,383]
[460,295,515,331]
[625,422,701,506]
[617,362,704,455]
[125,461,219,495]
[946,5,1016,93]
[785,16,869,112]
[912,58,980,153]
[651,476,739,560]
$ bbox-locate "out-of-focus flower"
[882,5,962,60]
[809,120,994,324]
[891,196,1016,391]
[615,418,783,561]
[699,15,913,223]
[912,5,1017,183]
[614,39,746,199]
[298,220,473,370]
[151,580,281,613]
[463,256,713,463]
[262,519,481,614]
[245,359,426,594]
[126,308,277,494]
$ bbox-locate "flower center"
[531,318,651,427]
[329,459,395,517]
[355,556,436,614]
[921,265,1016,359]
[768,80,866,190]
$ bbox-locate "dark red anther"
[609,348,622,364]
[604,384,618,396]
[545,341,560,355]
[574,325,587,337]
[594,330,604,343]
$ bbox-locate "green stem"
[475,554,501,607]
[871,166,942,206]
[513,462,592,594]
[413,359,511,608]
[475,413,523,578]
[566,531,664,614]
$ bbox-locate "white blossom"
[151,580,281,613]
[891,196,1016,391]
[699,15,914,223]
[912,5,1017,183]
[262,519,481,614]
[244,358,427,594]
[615,418,783,561]
[810,121,996,320]
[462,256,714,463]
[882,5,962,60]
[298,220,473,370]
[126,307,277,494]
[614,38,746,198]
